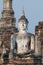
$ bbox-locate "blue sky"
[0,0,43,34]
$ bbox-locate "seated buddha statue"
[11,9,34,59]
[16,10,30,54]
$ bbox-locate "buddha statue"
[16,10,30,54]
[11,9,31,56]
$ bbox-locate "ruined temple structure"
[0,0,18,48]
[0,0,43,65]
[35,22,43,64]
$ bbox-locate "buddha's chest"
[16,34,29,44]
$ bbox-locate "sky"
[0,0,43,34]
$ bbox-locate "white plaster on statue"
[11,34,16,50]
[35,35,38,55]
[31,36,34,50]
[18,20,27,31]
[2,45,6,54]
[16,11,30,54]
[16,32,29,54]
[11,10,30,54]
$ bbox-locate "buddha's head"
[18,20,27,30]
[18,9,28,31]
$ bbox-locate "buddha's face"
[18,20,27,31]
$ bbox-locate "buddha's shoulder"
[15,32,34,37]
[27,32,34,36]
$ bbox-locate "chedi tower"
[0,0,18,48]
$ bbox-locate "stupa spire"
[3,0,12,10]
[2,0,14,18]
